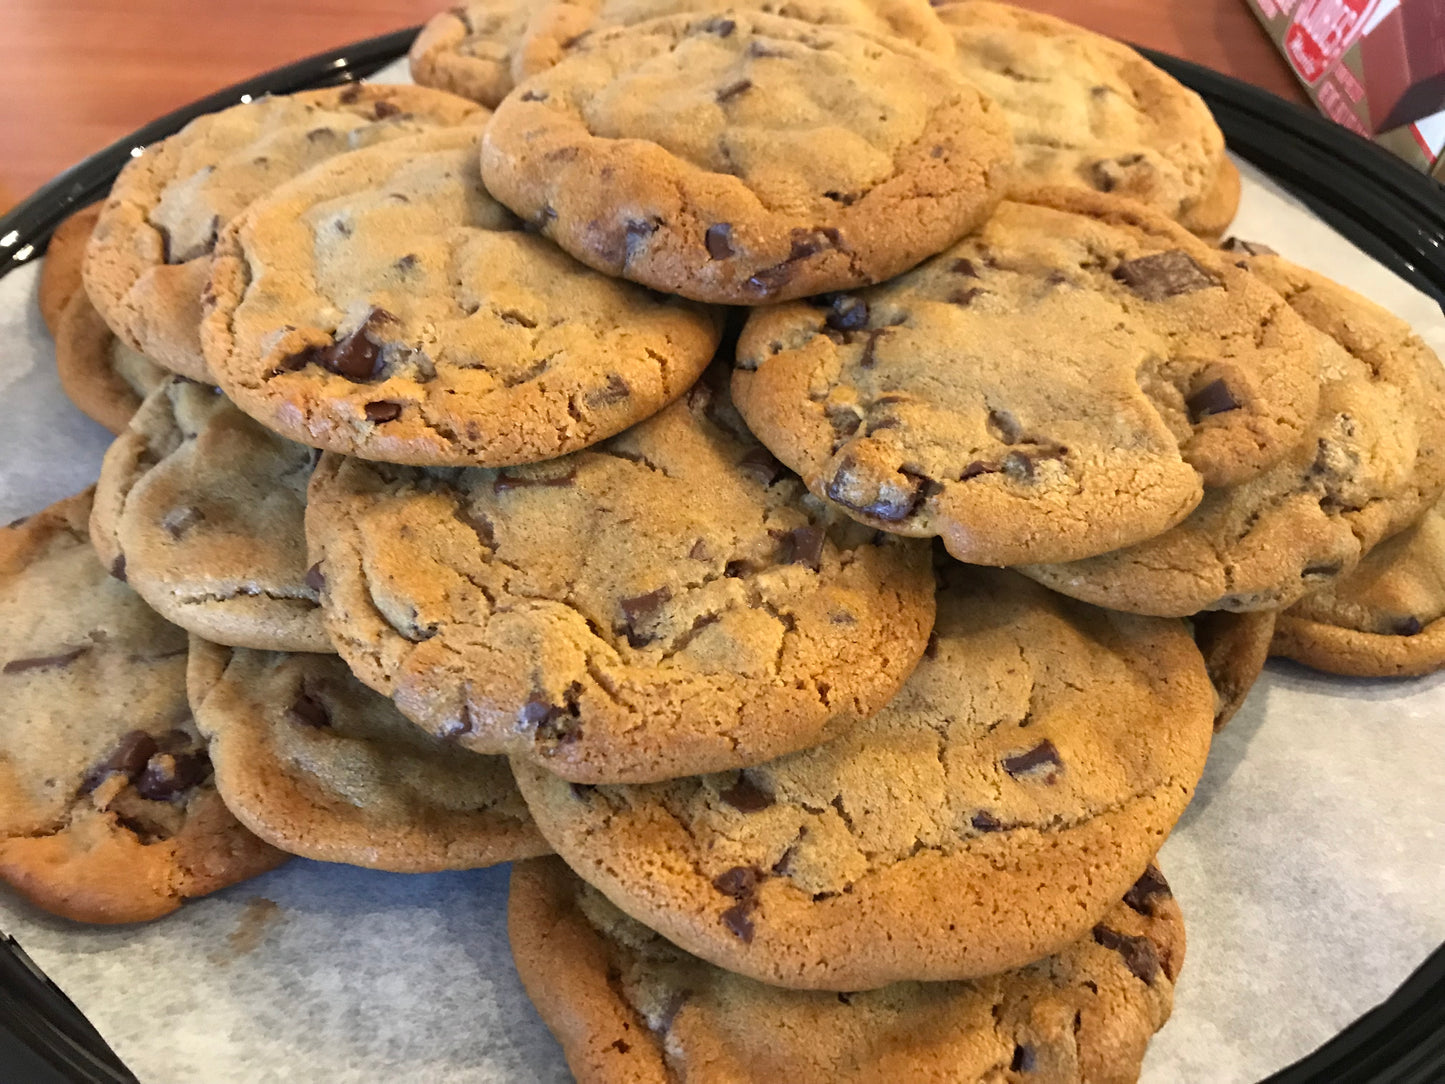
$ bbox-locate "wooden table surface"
[0,0,1305,204]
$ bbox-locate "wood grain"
[0,0,1304,202]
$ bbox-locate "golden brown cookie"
[38,202,102,335]
[512,568,1213,989]
[54,290,168,435]
[509,856,1184,1084]
[1192,609,1275,730]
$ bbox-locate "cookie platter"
[1,11,1444,1084]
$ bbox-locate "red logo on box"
[1285,0,1375,83]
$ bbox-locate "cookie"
[411,0,954,108]
[1186,155,1242,241]
[187,637,551,870]
[734,191,1321,565]
[204,127,722,467]
[479,12,1014,304]
[511,567,1212,989]
[1021,255,1445,615]
[38,202,101,335]
[0,490,286,924]
[85,84,484,382]
[934,2,1232,236]
[510,856,1184,1084]
[90,377,330,653]
[304,374,935,784]
[54,290,168,434]
[1271,497,1445,677]
[1192,609,1275,730]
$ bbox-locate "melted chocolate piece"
[1011,1045,1037,1072]
[951,257,980,277]
[971,811,1003,832]
[135,749,212,801]
[1185,378,1240,423]
[1092,925,1161,983]
[282,309,395,382]
[364,400,403,423]
[110,554,128,582]
[823,295,869,332]
[949,287,984,307]
[519,684,584,745]
[1113,250,1218,301]
[620,587,672,648]
[705,223,735,259]
[80,730,158,793]
[1001,739,1063,779]
[1123,865,1172,916]
[1394,615,1425,636]
[4,646,89,674]
[716,78,753,103]
[492,468,576,492]
[721,901,756,942]
[712,865,763,898]
[719,774,775,813]
[584,374,631,409]
[287,692,331,730]
[704,16,736,36]
[825,459,931,523]
[373,100,402,119]
[779,525,825,571]
[304,562,326,593]
[737,447,784,486]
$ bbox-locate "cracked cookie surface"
[204,127,723,466]
[304,372,935,784]
[509,856,1183,1083]
[187,637,551,870]
[90,377,329,653]
[0,490,286,923]
[734,191,1321,565]
[410,0,953,108]
[935,2,1231,236]
[479,12,1014,304]
[1272,497,1445,677]
[511,567,1212,989]
[85,84,484,381]
[1021,254,1445,616]
[55,289,168,435]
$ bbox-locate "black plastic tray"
[0,25,1442,1084]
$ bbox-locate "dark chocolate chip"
[949,287,984,307]
[951,257,980,277]
[747,39,786,57]
[304,562,326,593]
[110,554,128,582]
[493,468,576,492]
[971,811,1003,832]
[364,400,403,423]
[373,100,402,119]
[821,189,859,206]
[1011,1044,1037,1072]
[584,374,631,409]
[825,459,932,523]
[620,587,672,648]
[79,730,158,793]
[716,78,752,103]
[827,406,862,441]
[519,684,583,745]
[608,1039,630,1054]
[1221,237,1277,256]
[1394,615,1424,636]
[1113,250,1219,301]
[1302,561,1344,578]
[986,409,1023,444]
[737,447,784,486]
[1123,865,1172,916]
[688,539,710,560]
[780,525,825,571]
[1092,925,1161,983]
[712,865,763,898]
[135,750,212,801]
[623,219,659,266]
[705,223,734,259]
[283,308,395,383]
[338,83,363,104]
[287,692,330,730]
[394,254,417,272]
[719,774,774,813]
[823,295,869,332]
[161,505,205,539]
[1002,739,1062,779]
[1185,378,1240,423]
[705,16,736,36]
[519,89,549,102]
[4,646,89,674]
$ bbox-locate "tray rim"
[0,24,1442,1084]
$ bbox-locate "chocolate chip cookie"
[90,377,329,653]
[510,856,1184,1083]
[85,84,484,382]
[412,0,954,108]
[1193,609,1275,730]
[934,2,1233,236]
[511,567,1212,989]
[1021,255,1445,615]
[0,490,287,923]
[54,290,168,435]
[734,191,1321,565]
[204,127,722,466]
[38,202,101,335]
[187,637,551,870]
[1272,497,1445,677]
[479,12,1014,304]
[304,373,935,784]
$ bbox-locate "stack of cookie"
[4,1,1444,1079]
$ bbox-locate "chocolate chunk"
[1002,739,1063,779]
[493,468,576,492]
[338,83,362,104]
[705,223,734,259]
[747,40,787,58]
[1011,1045,1037,1072]
[1092,925,1161,984]
[780,525,825,571]
[79,730,158,793]
[858,328,887,369]
[712,865,763,898]
[716,78,752,103]
[519,684,583,745]
[1185,378,1240,423]
[373,100,402,119]
[737,446,784,486]
[949,287,984,307]
[1220,237,1277,257]
[951,257,980,277]
[721,901,756,942]
[1113,250,1218,301]
[519,89,548,102]
[394,254,417,272]
[719,774,775,813]
[161,505,205,539]
[827,406,862,442]
[620,587,672,648]
[971,811,1003,832]
[287,692,330,730]
[135,750,212,801]
[825,459,931,523]
[822,189,859,206]
[987,409,1023,445]
[623,219,659,266]
[823,295,869,332]
[704,16,736,36]
[283,308,395,382]
[1394,615,1425,636]
[584,374,630,409]
[364,400,402,423]
[4,646,89,674]
[1002,451,1035,482]
[304,562,326,593]
[1123,865,1172,916]
[110,554,127,582]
